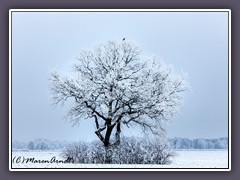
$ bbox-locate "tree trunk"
[104,125,114,147]
[105,146,114,164]
[104,125,113,163]
[115,122,121,146]
[104,122,122,163]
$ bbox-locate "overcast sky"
[12,11,229,142]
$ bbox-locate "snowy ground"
[11,150,228,169]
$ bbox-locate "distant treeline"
[169,137,228,149]
[12,137,228,151]
[12,139,68,151]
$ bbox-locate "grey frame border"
[9,9,231,172]
[0,0,239,179]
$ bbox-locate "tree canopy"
[50,40,188,147]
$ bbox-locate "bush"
[62,137,174,164]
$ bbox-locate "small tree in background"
[28,141,35,150]
[50,40,188,162]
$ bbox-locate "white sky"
[12,11,229,142]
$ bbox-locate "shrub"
[62,137,174,164]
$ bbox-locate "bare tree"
[50,40,188,148]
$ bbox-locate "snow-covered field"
[11,150,228,169]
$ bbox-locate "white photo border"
[9,9,231,171]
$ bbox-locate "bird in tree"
[122,38,125,41]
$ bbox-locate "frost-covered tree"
[50,40,188,148]
[28,141,35,150]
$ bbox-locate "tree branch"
[84,101,108,121]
